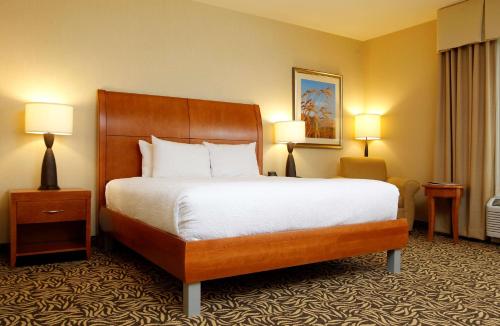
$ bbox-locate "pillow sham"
[138,140,153,177]
[203,142,259,177]
[152,136,211,178]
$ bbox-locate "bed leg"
[183,282,201,316]
[387,249,401,273]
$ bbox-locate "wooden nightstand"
[9,189,91,267]
[423,183,464,243]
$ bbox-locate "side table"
[423,183,464,243]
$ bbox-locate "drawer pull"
[42,210,65,214]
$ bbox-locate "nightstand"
[9,189,91,267]
[423,183,464,243]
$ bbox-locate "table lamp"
[354,114,381,157]
[25,103,73,190]
[274,120,305,177]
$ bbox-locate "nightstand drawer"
[17,200,86,224]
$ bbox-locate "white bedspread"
[105,176,399,241]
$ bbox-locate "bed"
[97,89,408,316]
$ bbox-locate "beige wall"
[0,1,440,244]
[363,21,439,221]
[0,0,365,243]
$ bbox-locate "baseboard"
[413,220,427,229]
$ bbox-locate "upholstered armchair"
[338,157,420,231]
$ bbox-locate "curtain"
[496,40,500,195]
[434,40,497,240]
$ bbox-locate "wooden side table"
[423,183,464,243]
[9,189,91,267]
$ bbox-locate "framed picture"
[293,67,343,148]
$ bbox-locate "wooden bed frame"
[97,89,408,316]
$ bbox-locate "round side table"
[423,183,464,243]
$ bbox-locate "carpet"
[0,229,498,325]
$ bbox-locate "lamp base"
[39,133,60,191]
[39,185,60,190]
[286,142,297,177]
[364,138,369,157]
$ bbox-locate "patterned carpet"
[0,229,498,326]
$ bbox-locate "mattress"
[105,176,399,241]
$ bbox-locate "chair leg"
[387,249,401,273]
[183,282,201,316]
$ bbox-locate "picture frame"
[292,67,343,149]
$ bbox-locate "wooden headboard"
[97,89,263,208]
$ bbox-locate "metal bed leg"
[183,282,201,316]
[387,249,401,273]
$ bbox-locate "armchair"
[338,157,419,231]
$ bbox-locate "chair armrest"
[387,177,420,195]
[387,177,420,230]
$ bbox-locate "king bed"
[97,89,408,316]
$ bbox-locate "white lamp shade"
[25,103,73,135]
[354,114,381,140]
[274,120,306,144]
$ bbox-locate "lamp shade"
[25,103,73,135]
[274,120,306,144]
[354,114,381,140]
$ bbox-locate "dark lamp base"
[285,142,297,177]
[39,133,60,191]
[38,184,60,191]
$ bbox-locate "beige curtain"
[434,40,497,240]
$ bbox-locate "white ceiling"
[195,0,459,41]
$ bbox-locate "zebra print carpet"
[0,229,498,325]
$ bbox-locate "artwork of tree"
[300,80,336,139]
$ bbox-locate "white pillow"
[152,136,211,178]
[203,142,260,177]
[138,140,153,177]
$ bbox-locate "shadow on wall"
[0,192,7,242]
